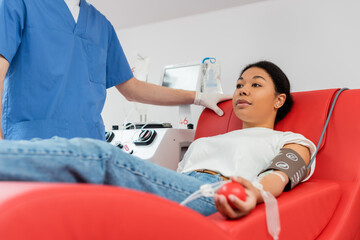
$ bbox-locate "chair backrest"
[274,89,339,150]
[312,89,360,181]
[195,89,360,181]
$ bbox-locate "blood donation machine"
[103,62,206,169]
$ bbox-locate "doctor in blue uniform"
[0,0,230,140]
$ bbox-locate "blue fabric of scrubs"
[0,0,133,140]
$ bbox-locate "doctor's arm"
[116,77,232,116]
[0,55,9,139]
[214,143,311,219]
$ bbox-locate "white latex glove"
[194,92,233,116]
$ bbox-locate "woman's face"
[232,67,286,128]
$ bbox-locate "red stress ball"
[217,181,247,208]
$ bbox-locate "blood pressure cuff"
[259,148,307,191]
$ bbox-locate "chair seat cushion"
[0,182,233,240]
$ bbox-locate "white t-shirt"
[177,127,316,182]
[64,0,80,23]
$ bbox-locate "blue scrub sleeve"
[105,26,134,89]
[0,0,25,63]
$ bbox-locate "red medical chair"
[0,88,359,239]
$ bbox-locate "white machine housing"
[109,128,195,171]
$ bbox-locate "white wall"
[102,0,360,130]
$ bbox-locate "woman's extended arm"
[214,143,311,219]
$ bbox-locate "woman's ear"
[275,93,286,109]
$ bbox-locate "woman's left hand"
[214,176,261,219]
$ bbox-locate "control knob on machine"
[115,143,123,149]
[105,131,115,143]
[134,129,157,145]
[139,130,152,141]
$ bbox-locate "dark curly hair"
[240,61,293,124]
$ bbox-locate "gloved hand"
[194,92,233,116]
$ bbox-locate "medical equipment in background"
[161,62,201,129]
[132,53,150,122]
[200,58,223,94]
[160,57,223,129]
[105,58,223,168]
[105,123,195,170]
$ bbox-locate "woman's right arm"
[214,174,287,219]
[214,143,311,219]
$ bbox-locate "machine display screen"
[161,64,201,91]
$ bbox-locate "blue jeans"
[0,137,221,216]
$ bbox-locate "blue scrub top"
[0,0,133,140]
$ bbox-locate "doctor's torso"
[0,0,132,140]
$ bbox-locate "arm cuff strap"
[258,148,307,191]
